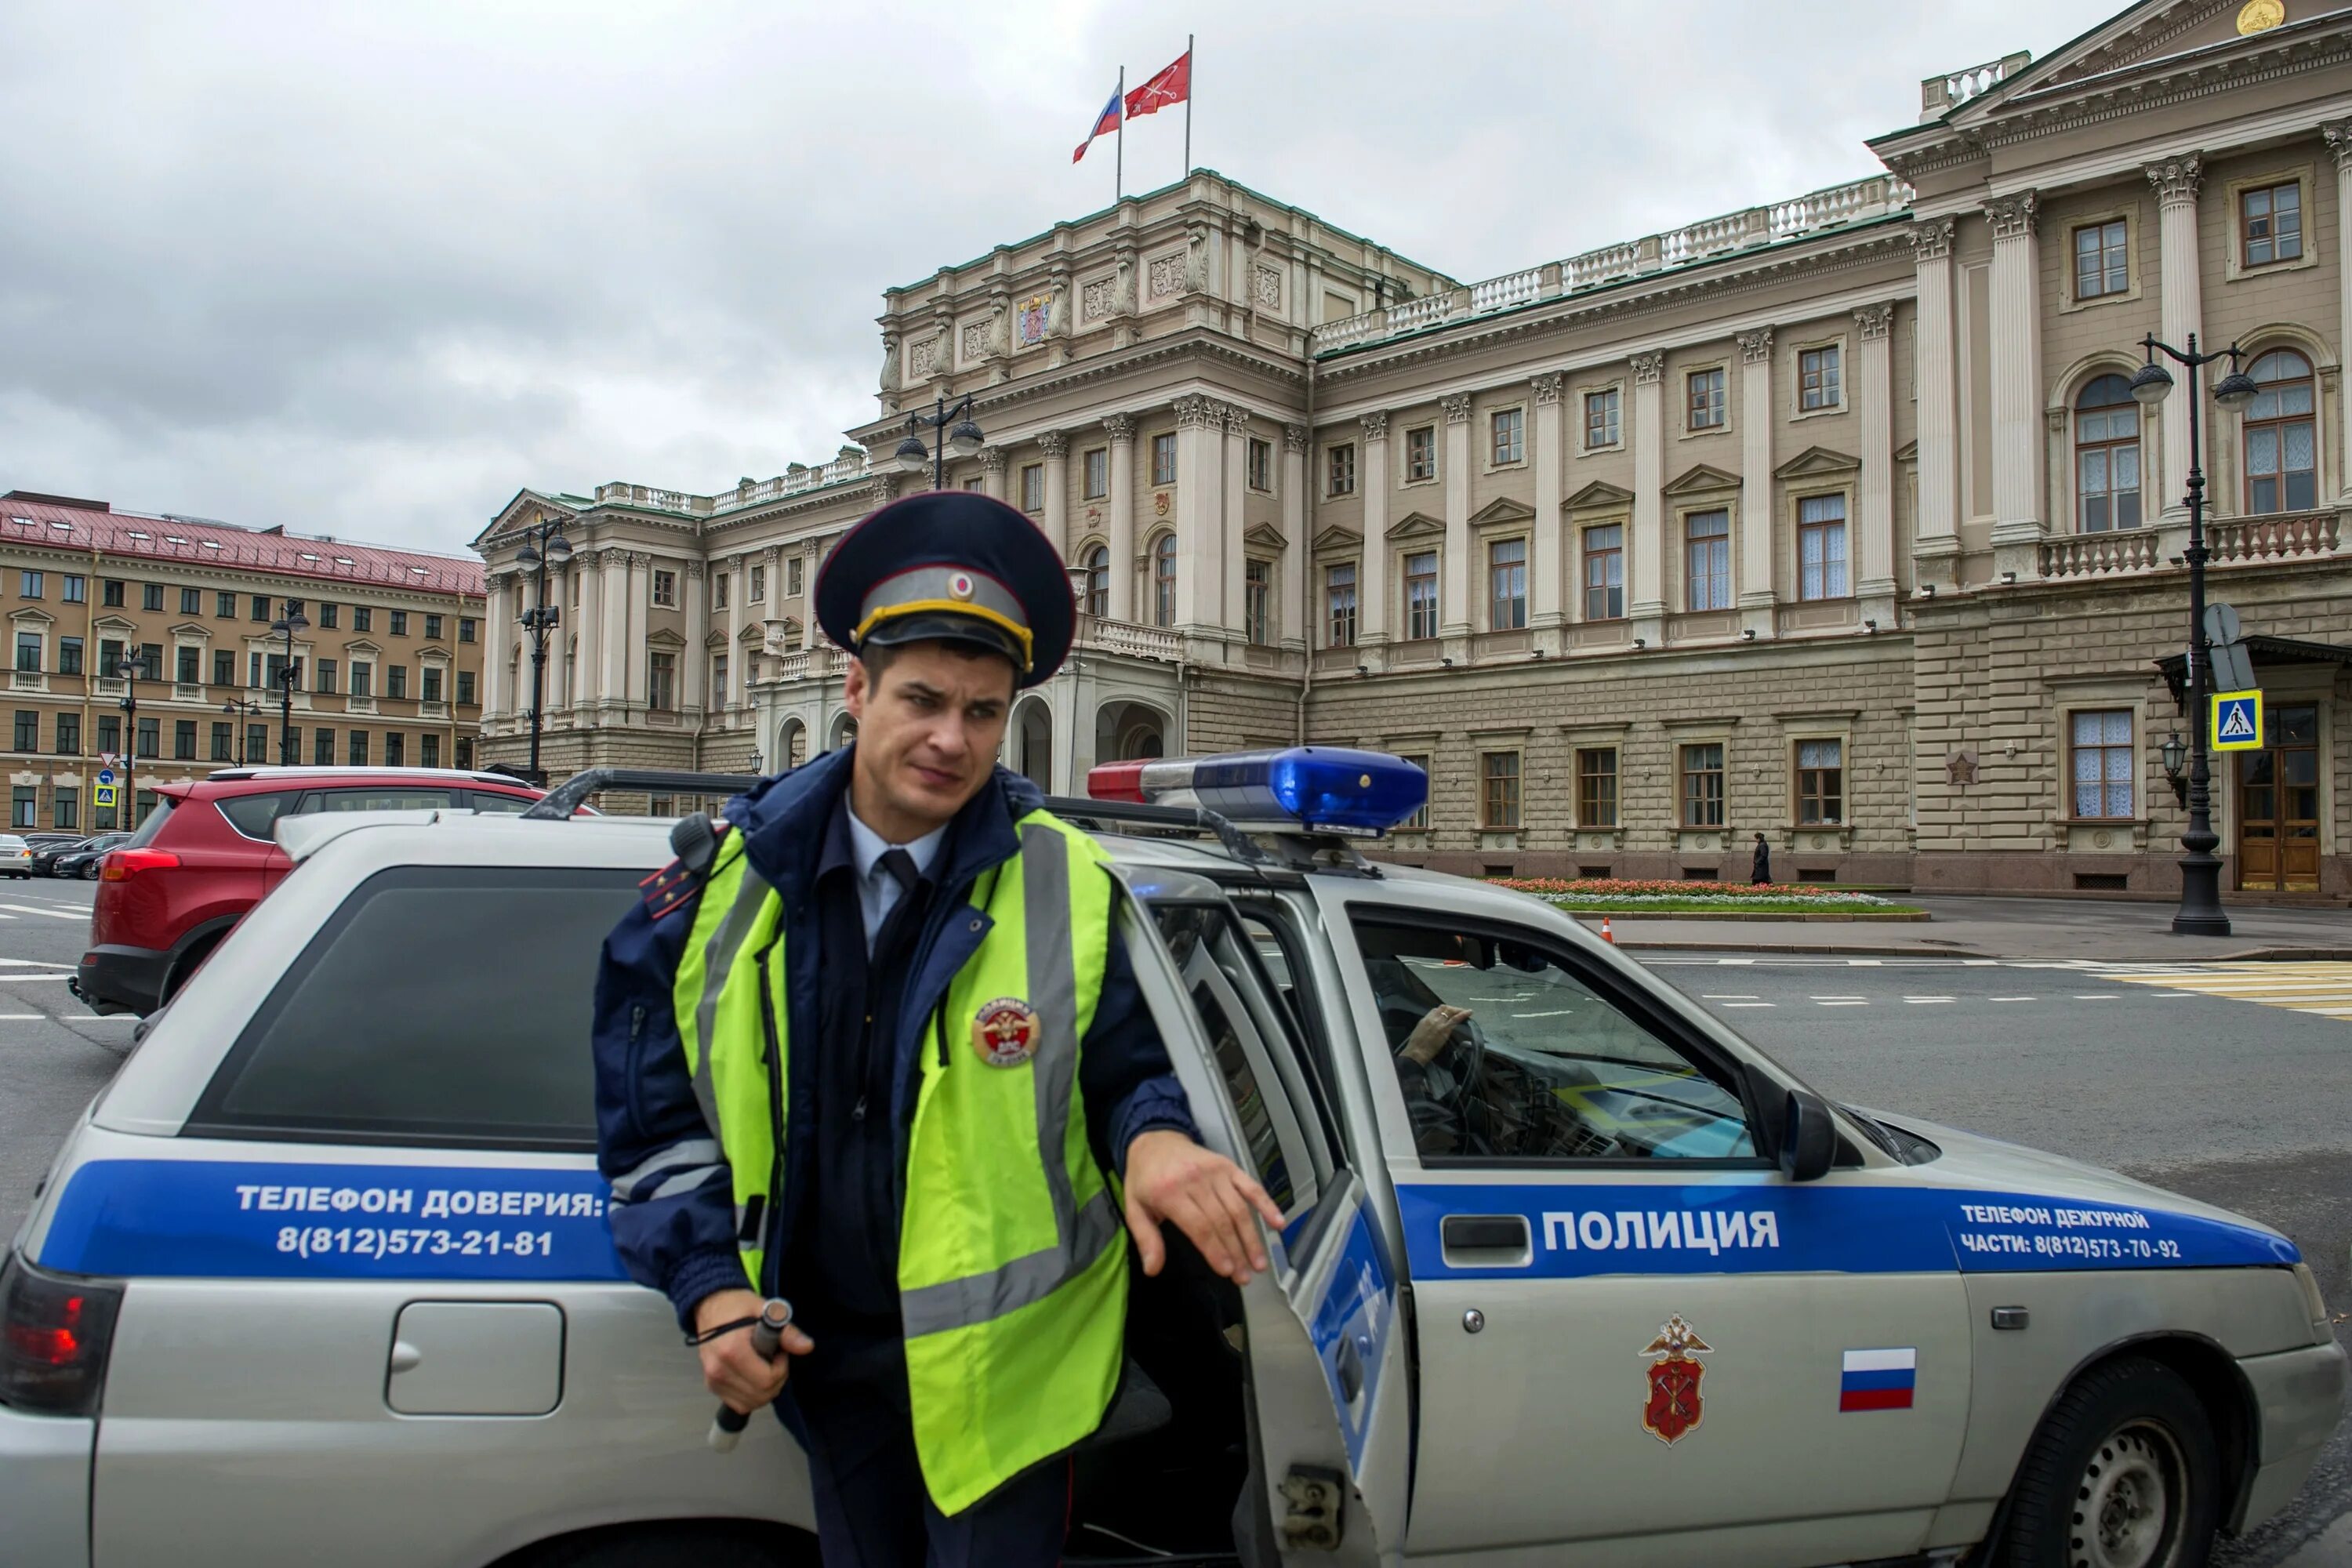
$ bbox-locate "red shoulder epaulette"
[639,818,732,920]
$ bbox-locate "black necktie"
[870,848,922,961]
[876,848,919,897]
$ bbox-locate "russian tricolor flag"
[1838,1348,1917,1412]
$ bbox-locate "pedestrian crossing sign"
[2211,690,2263,752]
[93,784,118,808]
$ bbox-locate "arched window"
[2074,374,2141,533]
[1082,545,1109,619]
[1151,535,1177,628]
[2243,349,2317,514]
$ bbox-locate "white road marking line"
[1815,1000,1869,1007]
[0,975,73,983]
[2071,994,2121,1000]
[1720,1002,1776,1009]
[1512,1010,1572,1018]
[1904,997,1955,1004]
[1962,959,1999,966]
[1700,994,1759,1000]
[1718,958,1754,966]
[0,903,85,920]
[1809,996,1867,1001]
[1846,959,1883,966]
[0,1013,44,1020]
[1988,996,2037,1003]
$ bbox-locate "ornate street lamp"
[512,517,574,786]
[2128,332,2257,936]
[892,394,985,489]
[268,600,310,765]
[221,697,263,765]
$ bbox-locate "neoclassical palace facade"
[477,0,2352,898]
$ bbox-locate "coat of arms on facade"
[1016,292,1050,347]
[1639,1315,1711,1444]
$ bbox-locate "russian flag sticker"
[1839,1348,1918,1411]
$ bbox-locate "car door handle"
[1334,1334,1363,1404]
[1441,1214,1531,1265]
[388,1340,422,1374]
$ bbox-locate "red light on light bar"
[1086,760,1149,803]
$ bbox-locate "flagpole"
[1184,34,1192,175]
[1115,66,1124,202]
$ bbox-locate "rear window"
[122,798,175,848]
[465,789,536,814]
[186,866,641,1149]
[298,788,460,814]
[215,791,295,841]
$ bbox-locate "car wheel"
[82,862,100,880]
[1994,1355,2220,1568]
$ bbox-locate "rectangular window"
[207,648,228,686]
[710,654,728,708]
[420,614,440,641]
[1799,346,1841,411]
[420,734,440,768]
[1490,408,1524,466]
[960,477,984,492]
[10,786,31,829]
[55,713,78,757]
[1327,442,1356,496]
[2074,219,2129,299]
[174,719,197,760]
[246,724,269,764]
[1797,739,1843,825]
[1685,509,1731,611]
[1020,463,1044,513]
[314,659,337,695]
[139,643,163,680]
[57,637,82,677]
[136,717,159,758]
[53,787,76,830]
[99,639,123,681]
[211,721,232,762]
[350,663,372,699]
[421,667,442,703]
[353,608,372,633]
[748,565,765,603]
[103,579,125,608]
[348,730,369,765]
[2071,710,2135,819]
[1798,495,1849,601]
[1577,747,1618,828]
[652,569,677,608]
[1687,367,1726,430]
[142,583,164,612]
[18,570,42,600]
[314,728,333,765]
[1584,387,1621,450]
[1681,742,1725,828]
[216,590,236,618]
[96,715,118,756]
[1396,755,1430,829]
[786,557,804,597]
[1152,432,1177,487]
[648,651,676,712]
[1244,559,1273,645]
[1403,550,1439,640]
[15,632,40,673]
[1489,537,1527,630]
[711,573,729,611]
[179,586,200,615]
[176,645,200,684]
[389,610,408,637]
[1583,524,1624,620]
[387,665,408,699]
[252,595,271,622]
[457,670,476,706]
[1405,426,1436,483]
[61,575,85,604]
[11,710,34,751]
[459,616,475,644]
[2241,181,2303,267]
[383,732,405,767]
[319,602,339,630]
[1324,563,1358,648]
[1247,437,1272,492]
[1083,447,1109,499]
[456,738,474,768]
[1480,752,1521,829]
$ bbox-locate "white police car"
[1,753,2341,1568]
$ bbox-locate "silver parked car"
[2,756,2342,1568]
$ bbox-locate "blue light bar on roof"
[1086,746,1428,836]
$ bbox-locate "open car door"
[1116,867,1410,1565]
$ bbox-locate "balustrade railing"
[2039,529,2161,579]
[2208,511,2339,564]
[1919,50,2031,119]
[1079,616,1182,662]
[591,452,871,520]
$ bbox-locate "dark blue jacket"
[592,746,1196,1330]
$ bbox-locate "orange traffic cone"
[1600,916,1614,944]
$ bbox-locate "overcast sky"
[0,0,2126,557]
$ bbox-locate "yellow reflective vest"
[670,808,1125,1514]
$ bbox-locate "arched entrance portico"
[1011,695,1054,788]
[774,717,808,774]
[1095,699,1171,763]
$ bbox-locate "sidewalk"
[1585,894,2352,963]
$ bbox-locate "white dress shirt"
[844,809,948,953]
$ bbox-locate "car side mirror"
[1779,1087,1835,1182]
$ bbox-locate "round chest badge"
[971,996,1041,1067]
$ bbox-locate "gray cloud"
[0,0,2121,554]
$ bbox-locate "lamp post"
[114,653,140,829]
[891,394,985,490]
[511,517,573,786]
[2126,332,2258,937]
[220,698,263,765]
[268,600,310,766]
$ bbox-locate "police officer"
[592,490,1283,1566]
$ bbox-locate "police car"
[2,752,2340,1568]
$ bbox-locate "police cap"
[815,490,1075,688]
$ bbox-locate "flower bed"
[1490,877,1901,911]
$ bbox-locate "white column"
[1105,415,1137,622]
[683,560,708,712]
[573,550,603,712]
[1281,423,1308,650]
[2330,123,2352,505]
[724,554,746,706]
[1529,373,1564,640]
[798,546,818,652]
[544,565,569,710]
[1854,303,1897,623]
[1358,412,1391,657]
[1629,350,1666,645]
[482,568,513,719]
[598,550,628,710]
[1735,328,1776,638]
[1986,191,2044,549]
[1221,406,1249,643]
[1172,397,1217,632]
[1040,431,1070,555]
[1439,392,1473,649]
[624,553,650,708]
[979,447,1007,503]
[1911,217,1962,584]
[2145,155,2205,521]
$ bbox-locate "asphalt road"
[1,893,2343,1563]
[1650,953,2352,1568]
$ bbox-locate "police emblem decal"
[1639,1315,1711,1445]
[971,997,1041,1066]
[948,572,975,601]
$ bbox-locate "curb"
[1566,910,1931,923]
[1613,938,1981,957]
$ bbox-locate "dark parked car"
[73,767,551,1016]
[35,833,129,879]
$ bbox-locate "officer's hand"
[1122,1130,1286,1286]
[1399,1003,1473,1066]
[693,1288,815,1415]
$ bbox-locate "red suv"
[74,767,549,1016]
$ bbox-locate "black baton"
[708,1297,793,1453]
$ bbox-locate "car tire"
[1993,1354,2220,1568]
[82,862,100,880]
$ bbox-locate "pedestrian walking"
[1751,831,1771,886]
[590,489,1281,1567]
